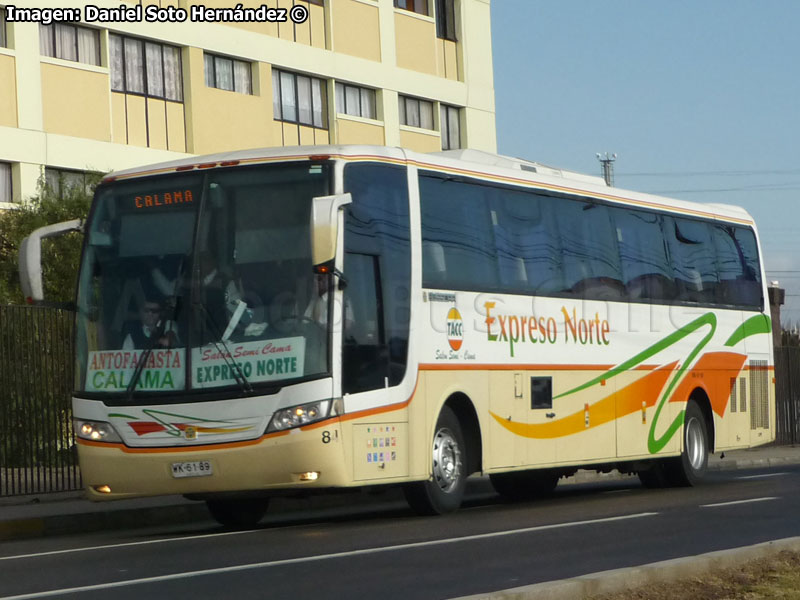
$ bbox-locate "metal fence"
[775,346,800,445]
[0,305,80,496]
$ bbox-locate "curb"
[450,537,800,599]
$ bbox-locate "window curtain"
[420,100,433,130]
[407,98,420,127]
[344,85,359,117]
[146,42,164,97]
[39,24,55,57]
[109,35,124,90]
[335,83,345,114]
[312,79,325,128]
[0,11,7,48]
[163,46,182,101]
[272,70,282,118]
[124,38,144,93]
[204,54,215,87]
[77,27,99,65]
[297,75,312,125]
[0,163,11,203]
[361,89,376,119]
[280,72,297,122]
[55,24,77,61]
[234,61,251,94]
[215,57,234,91]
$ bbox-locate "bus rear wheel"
[404,406,467,515]
[206,498,269,528]
[665,400,709,486]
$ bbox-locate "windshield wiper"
[125,257,187,400]
[125,318,171,399]
[195,301,253,394]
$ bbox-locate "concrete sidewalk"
[1,445,799,542]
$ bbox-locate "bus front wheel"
[404,406,467,515]
[206,498,269,528]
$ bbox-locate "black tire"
[490,470,559,501]
[404,406,467,515]
[664,401,709,487]
[206,498,269,528]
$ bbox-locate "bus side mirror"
[311,193,352,270]
[19,219,83,303]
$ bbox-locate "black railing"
[0,305,80,496]
[775,346,800,445]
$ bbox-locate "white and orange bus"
[21,145,775,526]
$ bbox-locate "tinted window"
[611,207,675,301]
[555,200,624,299]
[666,217,718,303]
[420,174,498,290]
[490,188,564,294]
[713,225,763,308]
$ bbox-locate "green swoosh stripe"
[647,313,716,453]
[725,314,771,347]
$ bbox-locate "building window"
[39,23,100,66]
[394,0,429,16]
[440,104,460,150]
[109,34,183,102]
[335,82,377,119]
[272,68,327,129]
[45,168,97,199]
[0,8,7,48]
[435,0,456,41]
[0,162,11,203]
[399,95,434,130]
[204,53,252,95]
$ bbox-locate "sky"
[490,0,800,325]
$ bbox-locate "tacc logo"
[447,308,464,351]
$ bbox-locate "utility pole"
[596,152,617,186]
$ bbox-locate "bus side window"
[342,253,386,394]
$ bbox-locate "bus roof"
[103,145,755,226]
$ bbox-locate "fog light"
[93,485,112,494]
[299,472,319,482]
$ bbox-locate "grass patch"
[589,551,800,600]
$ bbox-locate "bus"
[20,145,775,526]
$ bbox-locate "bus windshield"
[75,161,332,399]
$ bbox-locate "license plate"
[171,460,213,478]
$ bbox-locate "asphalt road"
[1,465,799,600]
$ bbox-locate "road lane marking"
[701,497,779,508]
[0,512,657,599]
[736,472,789,480]
[0,530,258,563]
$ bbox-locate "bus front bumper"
[78,425,349,501]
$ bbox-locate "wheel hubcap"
[432,427,462,493]
[685,416,706,471]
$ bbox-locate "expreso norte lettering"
[484,302,610,357]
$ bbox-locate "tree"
[0,176,98,305]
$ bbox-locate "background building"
[0,0,496,206]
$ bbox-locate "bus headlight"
[74,420,122,443]
[267,398,342,433]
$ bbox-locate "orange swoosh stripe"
[490,362,677,439]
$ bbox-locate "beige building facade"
[0,0,496,207]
